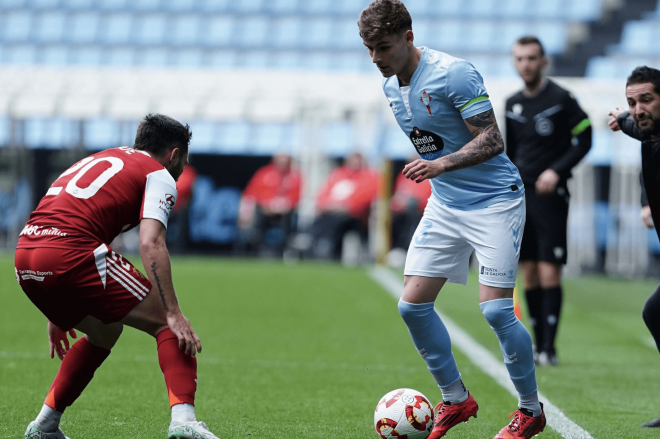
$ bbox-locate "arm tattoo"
[150,262,168,312]
[441,109,504,172]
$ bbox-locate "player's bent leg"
[401,276,477,439]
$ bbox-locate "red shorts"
[14,244,152,331]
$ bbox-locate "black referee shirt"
[505,79,591,185]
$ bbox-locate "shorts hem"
[478,278,517,288]
[404,269,467,286]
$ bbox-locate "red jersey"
[316,165,379,220]
[242,163,301,212]
[390,173,432,214]
[17,147,178,250]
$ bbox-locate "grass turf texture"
[0,254,657,438]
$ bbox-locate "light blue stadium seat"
[105,47,135,66]
[271,51,301,68]
[117,120,139,146]
[335,18,363,50]
[218,121,250,153]
[161,0,195,11]
[236,16,269,48]
[404,0,430,16]
[0,117,10,146]
[135,15,167,46]
[31,0,59,8]
[34,12,67,44]
[241,50,270,68]
[130,0,161,10]
[234,0,264,13]
[64,0,93,9]
[24,118,78,149]
[83,118,119,150]
[463,19,495,52]
[432,0,462,17]
[253,123,287,153]
[536,22,566,54]
[335,51,370,72]
[171,49,203,67]
[334,0,362,15]
[4,45,37,64]
[171,15,200,46]
[199,0,230,12]
[585,57,614,78]
[41,46,69,65]
[68,12,100,43]
[300,0,332,14]
[70,46,103,65]
[498,0,528,19]
[565,0,601,21]
[3,12,33,43]
[102,14,134,45]
[99,0,129,10]
[204,16,234,47]
[302,18,333,49]
[618,21,655,56]
[270,17,302,48]
[0,0,26,10]
[268,0,298,13]
[433,21,462,52]
[187,120,218,152]
[321,122,352,157]
[496,21,527,53]
[410,20,431,47]
[532,0,564,19]
[207,49,237,68]
[302,52,333,70]
[140,48,169,66]
[464,0,498,18]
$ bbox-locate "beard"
[637,116,660,136]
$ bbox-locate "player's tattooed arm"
[402,109,504,183]
[441,109,504,172]
[150,262,174,312]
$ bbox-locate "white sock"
[172,403,196,423]
[35,405,62,432]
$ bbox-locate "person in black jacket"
[609,65,660,429]
[506,36,592,366]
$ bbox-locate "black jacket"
[618,111,660,241]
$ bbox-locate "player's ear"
[168,147,180,164]
[404,30,413,46]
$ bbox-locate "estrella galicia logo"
[409,127,444,157]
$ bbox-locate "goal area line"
[368,266,595,439]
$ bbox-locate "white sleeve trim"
[142,168,177,229]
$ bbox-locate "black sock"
[541,286,563,354]
[643,283,660,353]
[524,287,543,350]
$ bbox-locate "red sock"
[157,328,197,407]
[44,337,110,412]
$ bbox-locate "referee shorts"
[520,183,569,264]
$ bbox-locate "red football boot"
[494,403,546,438]
[428,392,479,439]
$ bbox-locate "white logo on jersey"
[535,118,554,136]
[159,193,176,216]
[513,103,523,115]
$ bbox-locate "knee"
[398,299,432,327]
[480,299,516,329]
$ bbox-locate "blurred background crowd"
[1,0,660,276]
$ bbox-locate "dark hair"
[358,0,412,42]
[627,66,660,96]
[515,36,545,58]
[133,113,192,156]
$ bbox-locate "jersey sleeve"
[141,168,178,228]
[446,60,493,119]
[563,91,591,137]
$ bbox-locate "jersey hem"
[431,189,524,212]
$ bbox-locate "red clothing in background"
[174,165,197,213]
[316,166,379,220]
[242,163,301,213]
[390,173,432,214]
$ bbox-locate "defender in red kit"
[15,114,220,439]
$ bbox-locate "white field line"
[368,266,595,439]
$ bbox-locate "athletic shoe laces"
[506,410,532,433]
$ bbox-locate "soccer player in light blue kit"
[359,2,546,438]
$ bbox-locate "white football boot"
[167,420,220,439]
[24,421,70,439]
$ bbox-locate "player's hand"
[642,205,654,228]
[535,169,560,195]
[608,107,623,132]
[166,311,202,357]
[402,159,445,183]
[47,320,77,361]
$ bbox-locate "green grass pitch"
[1,253,659,438]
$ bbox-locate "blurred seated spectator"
[167,164,198,252]
[309,152,379,260]
[390,169,432,250]
[237,154,301,256]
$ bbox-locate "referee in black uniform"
[505,36,592,366]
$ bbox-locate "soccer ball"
[373,388,435,438]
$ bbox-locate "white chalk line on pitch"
[368,266,595,439]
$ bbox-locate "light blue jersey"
[384,47,524,210]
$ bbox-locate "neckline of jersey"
[401,46,428,89]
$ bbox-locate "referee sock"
[524,287,543,351]
[397,300,466,403]
[157,328,197,408]
[43,337,110,413]
[541,286,562,353]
